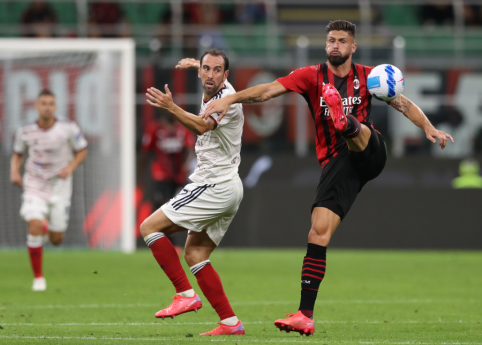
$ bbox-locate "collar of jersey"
[203,85,227,104]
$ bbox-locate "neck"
[203,82,225,102]
[38,116,55,129]
[326,57,352,78]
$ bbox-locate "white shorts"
[161,175,243,246]
[20,194,70,232]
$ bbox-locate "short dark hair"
[38,89,55,98]
[200,49,229,72]
[326,20,356,38]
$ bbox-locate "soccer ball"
[367,64,405,101]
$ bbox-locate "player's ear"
[351,41,357,54]
[223,69,229,82]
[198,67,201,79]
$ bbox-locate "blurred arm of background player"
[58,148,88,179]
[200,80,288,121]
[146,85,216,136]
[10,153,24,187]
[388,95,454,149]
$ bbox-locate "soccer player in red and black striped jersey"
[202,20,453,336]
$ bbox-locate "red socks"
[28,247,43,278]
[145,233,192,293]
[27,235,43,278]
[191,260,235,320]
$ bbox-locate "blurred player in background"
[10,89,88,291]
[141,49,245,336]
[202,20,454,336]
[138,112,195,253]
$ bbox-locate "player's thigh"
[140,207,186,237]
[309,207,341,246]
[350,127,387,181]
[20,194,48,225]
[163,176,243,246]
[48,200,70,232]
[184,230,217,266]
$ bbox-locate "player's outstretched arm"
[175,58,200,70]
[388,94,454,149]
[58,148,88,179]
[10,153,23,187]
[201,80,288,122]
[146,85,215,135]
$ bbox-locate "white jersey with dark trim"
[189,80,244,184]
[13,119,88,200]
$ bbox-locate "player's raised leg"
[185,230,245,336]
[322,83,371,152]
[140,208,201,319]
[275,207,340,336]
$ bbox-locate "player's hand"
[10,172,22,187]
[175,58,199,70]
[201,97,231,122]
[58,165,74,179]
[425,127,454,149]
[146,85,175,112]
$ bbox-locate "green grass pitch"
[0,249,481,344]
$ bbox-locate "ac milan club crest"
[354,78,360,90]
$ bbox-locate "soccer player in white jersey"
[10,89,88,291]
[143,49,245,336]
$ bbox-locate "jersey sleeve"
[277,65,316,94]
[209,103,241,128]
[13,127,27,154]
[68,122,88,152]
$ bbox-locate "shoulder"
[57,119,81,130]
[354,63,374,77]
[17,122,38,134]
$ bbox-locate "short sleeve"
[210,103,241,128]
[13,127,27,154]
[277,65,316,94]
[68,122,88,152]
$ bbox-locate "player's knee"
[308,226,332,246]
[140,219,155,238]
[183,249,206,267]
[27,220,44,236]
[49,232,64,245]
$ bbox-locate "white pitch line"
[1,299,480,310]
[1,320,479,327]
[0,335,480,344]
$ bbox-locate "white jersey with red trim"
[13,119,88,201]
[190,80,244,184]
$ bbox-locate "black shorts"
[312,126,387,220]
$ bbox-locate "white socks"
[27,234,43,248]
[221,316,239,326]
[177,289,195,298]
[143,232,165,247]
[189,260,211,275]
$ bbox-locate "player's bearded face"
[200,55,227,97]
[327,50,350,66]
[36,96,56,120]
[326,31,355,66]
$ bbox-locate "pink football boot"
[155,293,202,319]
[322,83,348,132]
[200,320,245,335]
[274,311,315,336]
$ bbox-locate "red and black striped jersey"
[278,62,375,167]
